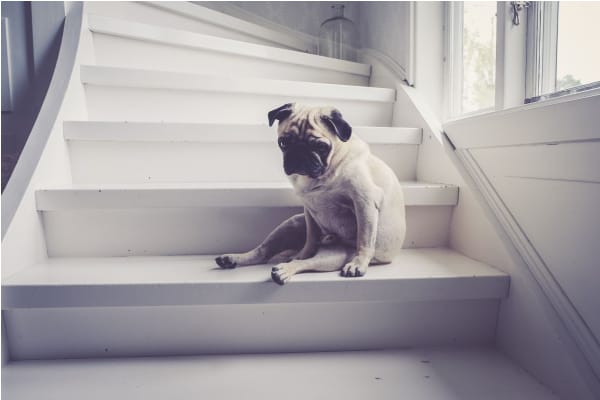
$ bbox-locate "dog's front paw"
[341,257,368,277]
[271,263,295,285]
[215,254,238,269]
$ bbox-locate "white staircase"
[1,3,559,399]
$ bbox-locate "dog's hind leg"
[271,245,353,285]
[215,213,306,268]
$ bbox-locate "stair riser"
[83,86,394,125]
[41,206,451,257]
[4,299,498,360]
[68,142,418,184]
[92,34,368,86]
[85,2,309,51]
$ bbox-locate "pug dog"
[215,103,406,284]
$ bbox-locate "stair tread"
[2,248,508,309]
[35,181,459,209]
[2,347,557,399]
[63,121,422,144]
[80,65,395,102]
[88,14,370,76]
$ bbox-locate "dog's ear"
[321,109,352,142]
[268,103,294,127]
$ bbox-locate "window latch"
[511,1,531,26]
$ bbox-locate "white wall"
[444,94,600,399]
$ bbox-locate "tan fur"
[216,104,406,284]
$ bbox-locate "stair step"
[35,182,457,256]
[36,182,458,210]
[89,15,369,85]
[1,348,558,399]
[81,65,395,125]
[2,249,506,359]
[85,1,316,52]
[64,122,422,184]
[63,121,422,144]
[3,248,506,309]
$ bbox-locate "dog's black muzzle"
[283,148,325,178]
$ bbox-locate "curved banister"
[1,2,83,238]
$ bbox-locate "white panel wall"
[472,141,600,346]
[444,94,600,399]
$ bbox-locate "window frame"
[444,1,600,121]
[444,1,500,120]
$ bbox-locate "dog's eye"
[278,137,289,150]
[314,141,330,153]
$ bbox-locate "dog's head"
[268,103,352,178]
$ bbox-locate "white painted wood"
[64,122,421,184]
[444,92,600,149]
[1,3,82,238]
[40,205,453,257]
[85,1,315,52]
[472,142,600,183]
[36,182,458,210]
[458,149,600,400]
[81,66,395,125]
[1,347,559,399]
[63,121,422,144]
[80,65,391,101]
[2,248,508,309]
[3,300,497,360]
[1,3,96,280]
[472,145,600,355]
[494,2,527,110]
[367,22,600,399]
[88,15,370,85]
[1,18,12,111]
[35,182,457,256]
[445,92,600,391]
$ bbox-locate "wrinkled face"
[278,117,332,178]
[268,104,352,179]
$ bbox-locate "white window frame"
[444,1,599,121]
[444,2,507,121]
[525,1,559,100]
[526,1,600,103]
[443,2,464,120]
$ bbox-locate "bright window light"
[556,2,600,91]
[462,2,496,114]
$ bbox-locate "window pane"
[556,2,600,91]
[462,2,496,113]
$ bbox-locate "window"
[462,2,497,114]
[445,2,497,118]
[445,1,600,118]
[526,1,600,102]
[555,2,600,91]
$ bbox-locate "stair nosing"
[88,14,371,77]
[80,65,395,103]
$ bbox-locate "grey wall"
[198,1,361,47]
[358,2,411,72]
[1,1,64,191]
